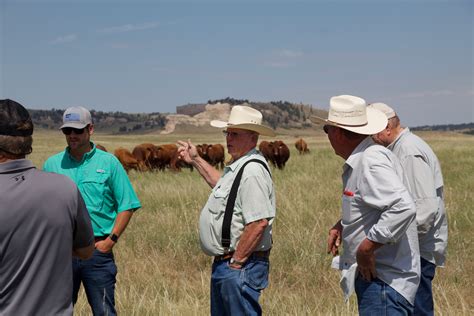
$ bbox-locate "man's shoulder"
[32,168,78,193]
[396,131,436,159]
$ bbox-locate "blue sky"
[1,0,472,127]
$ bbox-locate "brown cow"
[170,149,193,172]
[155,144,178,171]
[295,138,310,154]
[201,144,225,169]
[258,141,275,166]
[95,144,107,152]
[132,143,159,171]
[272,140,290,169]
[114,148,139,172]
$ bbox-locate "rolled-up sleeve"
[359,152,416,244]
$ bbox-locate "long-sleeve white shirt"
[388,128,448,266]
[339,137,420,305]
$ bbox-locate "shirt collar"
[225,148,259,173]
[388,127,410,151]
[0,159,35,174]
[66,142,97,163]
[344,136,374,170]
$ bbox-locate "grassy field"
[28,129,474,315]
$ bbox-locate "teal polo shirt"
[43,143,141,236]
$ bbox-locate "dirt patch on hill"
[161,103,231,134]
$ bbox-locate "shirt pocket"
[80,174,108,211]
[207,184,230,217]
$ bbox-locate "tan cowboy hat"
[310,95,387,135]
[211,105,276,137]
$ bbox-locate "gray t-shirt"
[0,159,94,316]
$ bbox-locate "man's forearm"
[111,210,134,237]
[232,219,269,263]
[191,156,222,188]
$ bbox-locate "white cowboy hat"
[210,105,276,137]
[367,102,397,119]
[310,95,387,135]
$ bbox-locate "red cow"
[272,140,290,169]
[259,141,275,166]
[114,148,139,172]
[132,143,158,171]
[155,144,178,171]
[202,144,225,169]
[295,138,310,154]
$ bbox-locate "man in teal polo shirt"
[43,106,141,316]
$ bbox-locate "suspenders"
[221,159,271,252]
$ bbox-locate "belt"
[94,235,108,242]
[214,250,271,263]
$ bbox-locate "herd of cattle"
[95,138,310,173]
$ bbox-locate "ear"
[88,124,95,136]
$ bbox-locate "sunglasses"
[62,127,87,135]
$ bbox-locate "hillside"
[28,98,326,134]
[28,99,473,135]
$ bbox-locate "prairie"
[28,129,474,315]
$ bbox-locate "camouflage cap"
[0,99,34,137]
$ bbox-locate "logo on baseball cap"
[60,106,92,129]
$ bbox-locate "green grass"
[28,130,474,315]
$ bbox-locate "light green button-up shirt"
[199,149,276,256]
[43,144,141,236]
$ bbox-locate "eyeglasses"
[222,130,252,138]
[62,127,87,135]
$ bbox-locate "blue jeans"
[355,275,414,316]
[414,257,436,316]
[211,255,269,316]
[73,249,117,316]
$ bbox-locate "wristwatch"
[230,257,245,266]
[109,233,119,243]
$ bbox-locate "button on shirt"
[43,144,141,236]
[339,137,420,305]
[199,149,276,256]
[388,128,448,266]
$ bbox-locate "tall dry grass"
[28,130,474,315]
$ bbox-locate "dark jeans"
[355,275,414,316]
[211,255,269,316]
[414,257,436,316]
[73,249,117,316]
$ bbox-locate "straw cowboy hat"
[310,95,387,135]
[211,105,276,137]
[367,102,397,119]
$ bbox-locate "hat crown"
[0,99,34,137]
[228,105,263,126]
[328,95,367,126]
[61,106,92,129]
[368,102,396,119]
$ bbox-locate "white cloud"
[50,34,77,44]
[98,22,159,34]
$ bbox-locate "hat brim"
[210,120,276,137]
[60,122,90,129]
[310,107,388,135]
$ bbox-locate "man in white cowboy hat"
[311,95,420,315]
[177,105,276,316]
[369,102,448,316]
